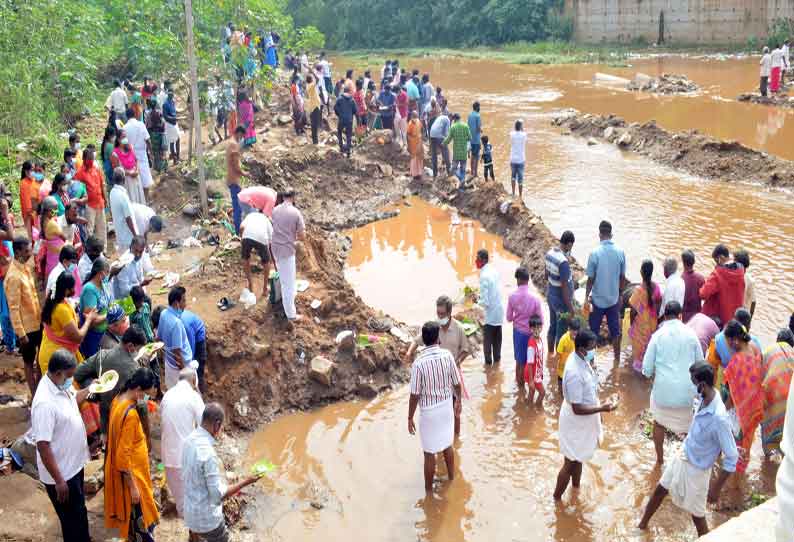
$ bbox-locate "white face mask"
[438,317,450,326]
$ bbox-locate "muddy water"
[334,54,794,343]
[246,200,773,541]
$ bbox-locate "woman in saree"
[723,319,764,473]
[760,328,794,456]
[407,111,425,180]
[101,126,117,189]
[238,91,257,147]
[39,196,67,280]
[105,367,159,541]
[629,259,661,372]
[79,257,111,358]
[112,133,145,205]
[50,173,70,216]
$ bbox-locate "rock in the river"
[587,137,598,146]
[309,356,335,386]
[603,126,616,141]
[276,114,291,125]
[0,399,28,425]
[617,132,632,146]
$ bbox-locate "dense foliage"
[288,0,571,49]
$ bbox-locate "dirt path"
[553,110,794,188]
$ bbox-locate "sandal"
[217,297,235,311]
[207,234,220,246]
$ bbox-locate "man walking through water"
[585,220,626,362]
[408,321,462,494]
[477,249,503,366]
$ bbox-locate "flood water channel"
[244,55,789,540]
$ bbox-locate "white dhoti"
[165,121,181,144]
[558,400,603,462]
[165,467,185,517]
[125,175,146,206]
[659,449,710,518]
[419,398,454,453]
[275,255,297,319]
[650,395,693,435]
[776,454,794,541]
[137,156,153,190]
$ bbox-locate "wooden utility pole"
[184,0,208,215]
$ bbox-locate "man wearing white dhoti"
[124,108,153,202]
[554,329,617,501]
[639,362,739,537]
[408,321,461,494]
[776,378,794,541]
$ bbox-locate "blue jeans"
[454,159,466,186]
[0,278,14,350]
[511,162,524,183]
[229,183,242,234]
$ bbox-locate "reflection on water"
[246,200,773,542]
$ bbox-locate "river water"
[245,55,787,540]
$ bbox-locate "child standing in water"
[524,315,545,405]
[481,135,494,181]
[556,318,581,397]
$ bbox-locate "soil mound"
[627,73,699,94]
[553,110,794,188]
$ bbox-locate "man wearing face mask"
[31,349,92,542]
[45,245,80,301]
[100,304,130,350]
[77,236,105,284]
[123,107,154,202]
[75,325,148,435]
[554,329,618,500]
[641,301,704,465]
[112,236,153,300]
[74,149,107,248]
[160,368,204,518]
[182,403,263,542]
[699,244,745,327]
[639,362,738,537]
[109,167,139,254]
[404,295,470,436]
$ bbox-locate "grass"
[334,40,755,70]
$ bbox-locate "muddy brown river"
[244,56,787,540]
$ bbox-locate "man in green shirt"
[443,113,471,188]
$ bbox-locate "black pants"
[337,120,353,155]
[483,324,502,364]
[761,76,769,97]
[309,107,321,144]
[45,469,90,542]
[483,163,494,180]
[19,328,42,366]
[430,137,451,178]
[194,339,207,392]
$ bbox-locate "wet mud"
[553,110,794,188]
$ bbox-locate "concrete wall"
[566,0,794,44]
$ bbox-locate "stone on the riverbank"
[628,73,699,94]
[603,126,616,141]
[0,399,28,425]
[276,114,291,125]
[378,164,393,177]
[182,203,201,218]
[587,137,598,146]
[617,132,632,146]
[310,356,335,386]
[206,180,226,199]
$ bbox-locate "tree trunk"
[184,0,208,215]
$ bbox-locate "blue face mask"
[33,172,44,181]
[585,349,596,363]
[57,376,74,391]
[66,263,76,273]
[65,173,73,181]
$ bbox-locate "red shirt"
[74,164,105,209]
[681,269,705,322]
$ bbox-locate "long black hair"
[120,367,157,393]
[640,259,655,308]
[42,272,75,325]
[86,255,109,284]
[20,161,32,180]
[723,319,751,343]
[101,126,117,161]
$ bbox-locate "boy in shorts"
[481,135,494,181]
[555,318,581,396]
[524,315,545,405]
[240,210,273,299]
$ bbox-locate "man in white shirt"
[45,245,79,300]
[109,168,138,254]
[77,236,105,284]
[476,249,504,365]
[771,44,785,93]
[31,350,92,541]
[106,80,128,121]
[161,367,204,518]
[124,109,154,200]
[131,203,163,246]
[782,39,790,84]
[112,236,153,300]
[659,257,685,317]
[240,210,274,299]
[509,119,528,200]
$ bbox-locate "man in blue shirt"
[428,113,451,179]
[639,362,738,537]
[377,84,395,130]
[181,309,208,393]
[585,220,626,361]
[157,286,193,390]
[467,102,482,179]
[642,301,704,464]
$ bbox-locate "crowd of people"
[759,40,791,96]
[405,219,794,537]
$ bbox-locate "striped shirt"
[443,121,472,161]
[545,247,573,309]
[410,345,460,408]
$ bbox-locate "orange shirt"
[74,164,105,209]
[19,177,41,219]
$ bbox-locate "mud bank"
[738,92,794,108]
[627,73,700,94]
[553,110,794,188]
